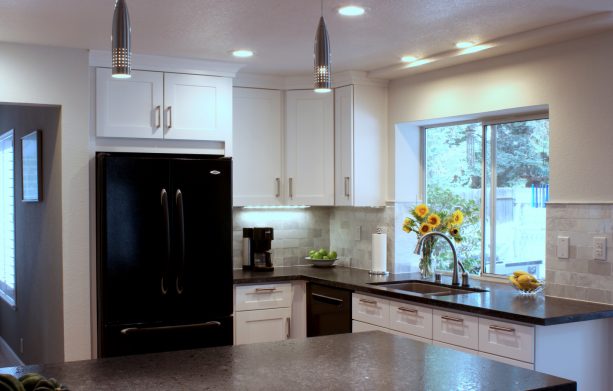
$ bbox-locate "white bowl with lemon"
[306,248,338,267]
[508,270,543,294]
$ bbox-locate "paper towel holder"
[370,226,389,275]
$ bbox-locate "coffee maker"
[242,227,274,271]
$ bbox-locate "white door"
[234,308,291,345]
[96,68,164,139]
[285,90,334,206]
[163,73,232,142]
[334,85,354,206]
[233,88,283,206]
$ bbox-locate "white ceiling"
[1,0,613,78]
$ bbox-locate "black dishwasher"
[307,283,352,337]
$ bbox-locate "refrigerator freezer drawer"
[101,316,233,357]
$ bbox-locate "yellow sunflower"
[414,204,429,218]
[427,213,441,228]
[449,227,460,237]
[402,225,411,233]
[403,217,414,227]
[419,223,433,235]
[452,210,464,225]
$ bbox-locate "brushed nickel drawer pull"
[397,307,418,314]
[254,288,277,293]
[286,317,291,338]
[275,178,280,198]
[155,105,161,129]
[359,298,377,305]
[289,177,293,198]
[441,315,464,323]
[344,177,350,197]
[489,325,515,333]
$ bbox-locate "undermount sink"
[368,280,487,296]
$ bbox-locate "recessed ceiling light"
[400,55,418,63]
[232,49,254,58]
[455,41,476,49]
[338,5,365,16]
[407,58,435,68]
[458,44,493,55]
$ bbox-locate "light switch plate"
[557,236,569,259]
[593,237,607,261]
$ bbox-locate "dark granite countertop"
[233,266,613,326]
[0,332,575,391]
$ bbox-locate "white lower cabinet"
[389,300,433,339]
[352,320,431,344]
[432,309,479,350]
[432,340,477,355]
[478,317,534,364]
[479,351,534,370]
[234,307,291,345]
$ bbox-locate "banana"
[0,374,25,391]
[513,270,529,278]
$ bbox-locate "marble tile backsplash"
[232,207,331,269]
[546,203,613,304]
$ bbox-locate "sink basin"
[369,280,487,296]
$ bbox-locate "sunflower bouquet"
[402,204,465,278]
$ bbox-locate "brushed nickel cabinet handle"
[275,178,281,198]
[359,298,377,305]
[254,288,277,293]
[289,177,293,198]
[286,318,291,338]
[155,105,161,128]
[489,325,515,333]
[441,315,464,323]
[344,177,350,197]
[397,307,418,314]
[167,106,173,129]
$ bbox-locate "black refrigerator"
[96,152,233,357]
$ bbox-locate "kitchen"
[0,0,612,390]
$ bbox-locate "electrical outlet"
[557,236,569,259]
[593,237,607,261]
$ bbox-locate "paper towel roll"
[371,233,387,273]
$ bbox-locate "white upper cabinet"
[96,68,164,139]
[233,88,283,206]
[96,68,232,144]
[163,73,232,141]
[285,90,334,206]
[334,84,387,206]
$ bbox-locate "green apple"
[322,255,330,260]
[312,253,323,260]
[318,248,328,256]
[328,251,337,259]
[308,250,316,256]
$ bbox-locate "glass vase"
[419,237,434,279]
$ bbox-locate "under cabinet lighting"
[232,49,254,58]
[406,58,434,68]
[455,41,476,49]
[458,44,493,55]
[400,55,418,63]
[243,205,311,209]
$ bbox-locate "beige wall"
[388,30,613,203]
[0,43,91,361]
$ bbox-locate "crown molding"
[234,70,388,90]
[89,50,244,77]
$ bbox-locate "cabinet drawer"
[433,309,479,350]
[389,300,433,339]
[235,283,292,311]
[478,318,534,363]
[352,320,432,344]
[352,293,389,328]
[433,340,478,355]
[479,352,534,370]
[234,307,291,345]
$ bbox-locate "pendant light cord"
[321,0,323,17]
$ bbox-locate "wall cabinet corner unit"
[233,88,283,206]
[96,68,232,144]
[285,90,334,206]
[334,84,387,207]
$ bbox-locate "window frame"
[0,129,16,307]
[420,112,549,279]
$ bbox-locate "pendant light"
[111,0,132,79]
[314,0,331,93]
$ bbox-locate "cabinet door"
[389,300,433,339]
[234,308,291,345]
[432,309,479,350]
[334,85,353,206]
[351,293,390,328]
[96,68,163,139]
[285,90,334,205]
[233,88,283,206]
[163,73,232,142]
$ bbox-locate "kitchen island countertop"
[233,266,613,325]
[0,332,575,390]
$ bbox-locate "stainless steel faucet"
[414,231,467,286]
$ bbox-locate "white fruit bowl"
[510,280,545,295]
[305,257,337,267]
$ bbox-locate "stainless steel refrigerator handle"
[311,293,344,306]
[176,189,185,295]
[275,178,280,198]
[120,321,222,335]
[155,105,161,129]
[160,189,170,295]
[167,106,173,129]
